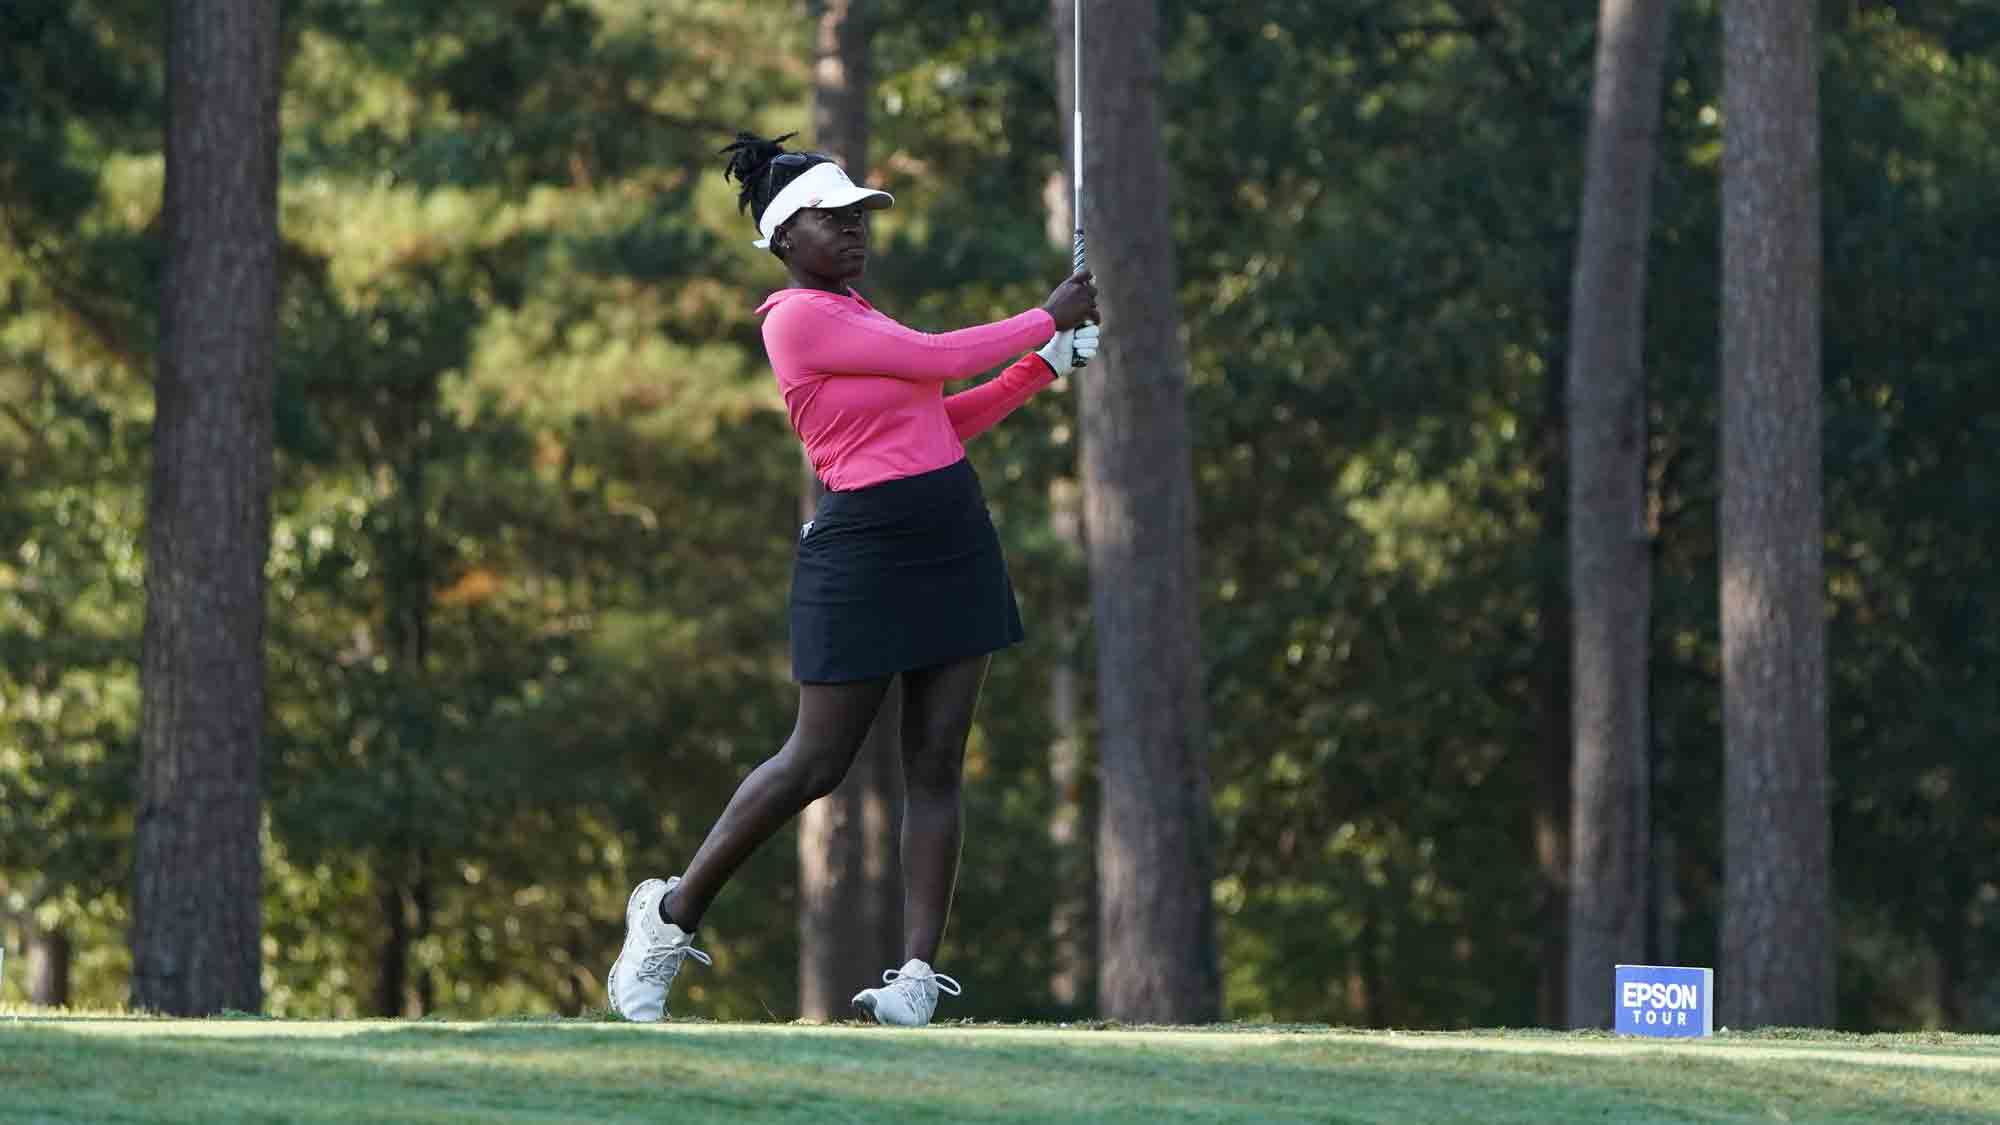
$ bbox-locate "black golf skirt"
[790,458,1025,683]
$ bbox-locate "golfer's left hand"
[1037,322,1100,373]
[1071,322,1100,368]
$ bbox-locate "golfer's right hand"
[1042,269,1099,331]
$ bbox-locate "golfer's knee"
[789,742,859,802]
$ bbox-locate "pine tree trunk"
[132,0,277,1017]
[377,881,410,1018]
[1564,0,1671,1029]
[1046,481,1095,1009]
[796,0,905,1021]
[26,924,71,1008]
[1046,0,1078,248]
[1534,296,1571,1028]
[375,866,435,1018]
[795,688,903,1019]
[375,435,436,1018]
[1720,0,1833,1029]
[1045,0,1095,1014]
[412,865,434,1013]
[1082,0,1218,1025]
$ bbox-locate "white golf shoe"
[851,958,962,1027]
[606,876,710,1022]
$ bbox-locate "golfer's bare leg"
[897,654,990,965]
[665,676,893,929]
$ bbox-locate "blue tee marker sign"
[1614,964,1714,1037]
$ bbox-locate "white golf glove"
[1037,322,1100,373]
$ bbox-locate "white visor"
[754,161,894,249]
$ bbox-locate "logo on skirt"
[800,520,815,541]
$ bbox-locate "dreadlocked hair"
[718,131,830,229]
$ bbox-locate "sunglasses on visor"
[771,151,832,169]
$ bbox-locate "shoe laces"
[636,937,712,987]
[883,964,963,1008]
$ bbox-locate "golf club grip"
[1072,228,1085,275]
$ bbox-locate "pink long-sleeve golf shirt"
[755,288,1059,492]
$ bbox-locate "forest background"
[2,0,1995,1030]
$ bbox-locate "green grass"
[3,1011,1997,1123]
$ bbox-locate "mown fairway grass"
[3,1011,1996,1123]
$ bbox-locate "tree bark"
[796,0,905,1021]
[1534,293,1571,1029]
[1045,0,1095,1014]
[1045,0,1078,247]
[795,693,902,1019]
[132,0,278,1017]
[26,924,72,1008]
[809,0,871,164]
[1046,480,1095,1009]
[1720,0,1833,1029]
[1082,0,1218,1025]
[375,864,436,1018]
[377,880,410,1018]
[375,431,437,1018]
[1564,0,1671,1030]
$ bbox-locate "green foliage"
[3,0,1995,1029]
[1,0,160,1004]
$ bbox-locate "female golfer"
[606,132,1099,1026]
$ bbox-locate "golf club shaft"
[1072,0,1085,275]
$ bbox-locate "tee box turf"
[1614,964,1714,1038]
